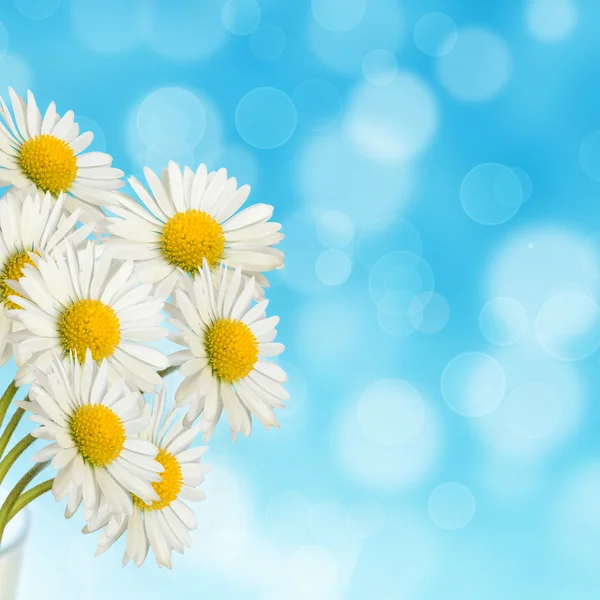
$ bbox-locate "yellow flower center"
[59,299,121,363]
[161,209,225,273]
[0,250,35,310]
[205,318,258,383]
[132,448,183,512]
[18,133,78,195]
[69,404,125,467]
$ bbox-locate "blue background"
[1,0,600,598]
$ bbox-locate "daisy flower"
[104,161,284,299]
[87,385,209,569]
[0,88,124,221]
[7,242,169,392]
[0,190,94,365]
[168,261,288,440]
[22,353,163,521]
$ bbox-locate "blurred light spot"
[526,0,577,42]
[277,360,306,419]
[317,211,354,249]
[409,292,450,334]
[265,491,311,540]
[344,73,438,165]
[293,78,342,131]
[0,55,32,96]
[536,291,600,361]
[336,398,441,489]
[137,87,206,156]
[503,382,561,439]
[461,163,523,225]
[309,500,349,544]
[369,251,434,303]
[357,378,426,446]
[222,0,261,35]
[377,290,421,338]
[579,130,600,182]
[479,297,528,345]
[414,12,457,56]
[311,0,365,33]
[76,116,107,153]
[348,500,385,539]
[308,0,403,74]
[441,352,506,417]
[71,0,151,54]
[487,226,600,315]
[0,23,8,59]
[236,87,297,149]
[150,0,228,60]
[287,546,339,596]
[216,144,258,189]
[15,0,59,19]
[436,27,512,102]
[297,129,411,225]
[512,166,533,202]
[362,49,398,85]
[249,24,286,60]
[357,217,422,270]
[428,482,476,529]
[315,249,352,285]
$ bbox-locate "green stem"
[0,381,17,430]
[0,462,49,546]
[0,434,36,488]
[158,365,178,378]
[7,478,53,523]
[0,407,25,461]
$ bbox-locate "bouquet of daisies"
[0,88,286,569]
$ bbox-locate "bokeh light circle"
[428,483,476,529]
[137,87,206,156]
[362,49,398,85]
[0,54,32,95]
[222,0,261,36]
[236,87,297,149]
[526,0,577,42]
[441,352,506,417]
[293,79,342,131]
[512,167,533,202]
[408,292,450,334]
[311,0,365,33]
[345,73,438,164]
[503,382,561,439]
[315,249,352,286]
[436,27,512,102]
[579,130,600,182]
[249,24,286,60]
[414,12,458,57]
[316,211,354,249]
[536,292,600,361]
[461,163,523,225]
[357,379,426,446]
[15,0,60,20]
[479,297,528,345]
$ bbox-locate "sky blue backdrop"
[1,0,599,598]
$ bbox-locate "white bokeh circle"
[441,352,506,417]
[362,49,398,85]
[316,211,354,249]
[414,12,458,57]
[222,0,261,36]
[536,291,600,361]
[15,0,60,19]
[344,73,438,165]
[479,297,528,346]
[315,249,352,286]
[436,27,512,102]
[236,87,297,149]
[409,292,450,334]
[428,482,476,530]
[311,0,365,33]
[357,379,426,446]
[461,163,524,225]
[525,0,577,42]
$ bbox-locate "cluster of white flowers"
[0,89,287,568]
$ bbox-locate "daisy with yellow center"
[103,160,284,300]
[86,386,209,569]
[0,88,124,221]
[6,242,169,392]
[0,190,94,366]
[167,261,288,441]
[22,354,164,521]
